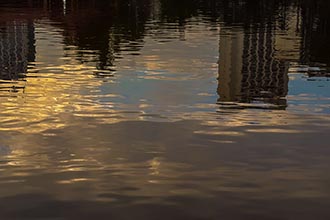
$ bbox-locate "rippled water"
[1,0,330,219]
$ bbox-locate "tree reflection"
[301,0,330,66]
[0,0,329,88]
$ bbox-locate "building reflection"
[218,25,289,109]
[217,0,330,110]
[217,1,303,110]
[0,21,35,80]
[218,27,244,104]
[0,0,153,78]
[0,0,329,100]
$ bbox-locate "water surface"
[0,0,330,219]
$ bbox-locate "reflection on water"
[0,0,330,219]
[218,25,289,109]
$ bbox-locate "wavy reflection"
[0,1,330,219]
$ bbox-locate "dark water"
[0,0,330,219]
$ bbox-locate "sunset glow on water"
[0,0,330,219]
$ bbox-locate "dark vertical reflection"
[217,0,289,109]
[300,0,330,66]
[0,0,329,94]
[44,0,152,75]
[0,20,35,80]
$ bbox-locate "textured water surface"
[0,0,330,219]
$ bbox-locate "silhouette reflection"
[0,0,329,97]
[60,0,151,73]
[301,0,330,68]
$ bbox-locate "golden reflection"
[149,157,161,176]
[57,178,95,185]
[246,129,305,134]
[194,130,244,136]
[0,21,106,133]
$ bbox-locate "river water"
[0,0,330,219]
